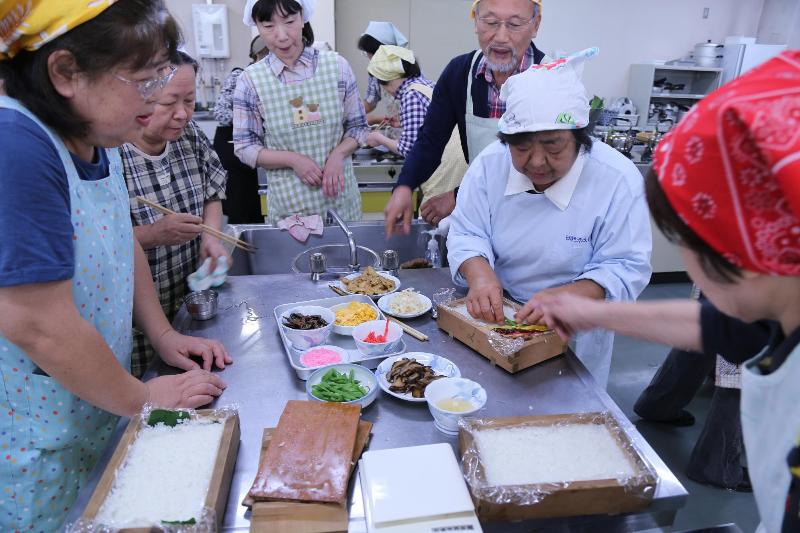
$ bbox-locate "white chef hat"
[363,21,408,48]
[498,47,599,135]
[243,0,316,26]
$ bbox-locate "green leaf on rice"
[161,517,197,525]
[146,409,191,427]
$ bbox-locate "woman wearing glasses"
[121,51,232,379]
[384,0,548,235]
[0,2,229,529]
[234,0,368,224]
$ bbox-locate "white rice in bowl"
[96,418,225,527]
[474,423,637,486]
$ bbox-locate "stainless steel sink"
[226,220,444,276]
[291,244,380,274]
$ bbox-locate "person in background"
[214,35,269,223]
[121,50,232,378]
[234,0,368,224]
[447,49,652,387]
[384,0,547,236]
[364,45,433,157]
[0,2,228,530]
[357,21,408,126]
[534,50,800,532]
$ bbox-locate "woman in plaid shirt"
[365,46,434,158]
[121,51,232,378]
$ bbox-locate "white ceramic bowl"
[279,305,335,351]
[337,271,401,299]
[424,378,487,435]
[298,345,350,369]
[377,291,432,319]
[352,319,404,357]
[329,301,381,336]
[306,363,378,408]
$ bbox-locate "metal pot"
[604,129,635,155]
[695,40,723,67]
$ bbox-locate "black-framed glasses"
[115,65,178,99]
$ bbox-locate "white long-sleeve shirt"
[447,140,653,386]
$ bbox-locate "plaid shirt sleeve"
[232,70,264,169]
[338,56,368,146]
[213,68,242,126]
[187,121,227,201]
[365,74,382,106]
[397,83,432,157]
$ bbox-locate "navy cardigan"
[396,43,546,190]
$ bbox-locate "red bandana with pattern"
[654,50,800,276]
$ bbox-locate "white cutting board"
[360,443,476,525]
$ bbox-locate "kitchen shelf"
[629,63,722,127]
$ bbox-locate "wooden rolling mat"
[246,421,372,533]
[249,401,361,504]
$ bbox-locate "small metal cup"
[310,252,327,281]
[184,290,218,321]
[381,249,399,275]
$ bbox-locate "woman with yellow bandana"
[0,1,231,530]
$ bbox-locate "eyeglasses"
[476,15,535,34]
[115,65,178,99]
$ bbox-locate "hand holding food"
[465,275,505,325]
[146,369,227,409]
[532,292,608,340]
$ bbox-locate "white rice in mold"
[96,418,225,527]
[474,424,637,486]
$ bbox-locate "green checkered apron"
[247,51,361,224]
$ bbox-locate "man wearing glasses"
[383,0,546,236]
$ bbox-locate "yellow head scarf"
[470,0,542,18]
[367,45,417,82]
[0,0,118,60]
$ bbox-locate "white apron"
[464,51,500,163]
[741,342,800,532]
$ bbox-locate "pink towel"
[277,214,324,243]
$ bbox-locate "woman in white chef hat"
[447,48,653,387]
[234,0,368,223]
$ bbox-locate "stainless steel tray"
[274,294,407,380]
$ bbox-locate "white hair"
[474,2,540,19]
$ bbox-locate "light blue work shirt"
[447,140,653,386]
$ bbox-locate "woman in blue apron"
[235,0,368,225]
[0,2,229,530]
[534,51,800,532]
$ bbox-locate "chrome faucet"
[327,209,359,272]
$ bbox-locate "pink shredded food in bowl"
[300,347,343,368]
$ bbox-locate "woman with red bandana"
[532,51,800,532]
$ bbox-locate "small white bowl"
[306,363,378,408]
[280,305,335,351]
[424,378,487,435]
[352,319,404,357]
[329,301,380,336]
[298,345,350,369]
[377,291,432,319]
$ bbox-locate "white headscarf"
[243,0,316,26]
[363,21,408,47]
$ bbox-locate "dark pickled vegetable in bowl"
[283,312,328,330]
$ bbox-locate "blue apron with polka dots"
[0,97,134,532]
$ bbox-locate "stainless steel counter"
[67,269,687,531]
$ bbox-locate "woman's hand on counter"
[322,153,346,198]
[290,153,323,188]
[146,369,227,410]
[152,329,233,372]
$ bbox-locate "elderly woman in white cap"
[233,0,368,223]
[364,46,434,157]
[447,49,653,387]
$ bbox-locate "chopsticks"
[328,284,429,342]
[135,196,256,253]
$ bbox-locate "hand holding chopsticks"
[135,196,256,253]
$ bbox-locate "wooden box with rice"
[79,409,240,530]
[436,297,566,373]
[458,413,657,521]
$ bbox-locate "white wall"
[311,0,336,47]
[535,0,764,99]
[757,0,800,44]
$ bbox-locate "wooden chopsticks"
[328,284,429,342]
[135,196,256,253]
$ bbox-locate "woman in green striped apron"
[234,0,368,224]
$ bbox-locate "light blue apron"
[0,96,134,532]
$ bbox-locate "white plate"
[334,271,401,300]
[375,353,461,403]
[377,292,432,319]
